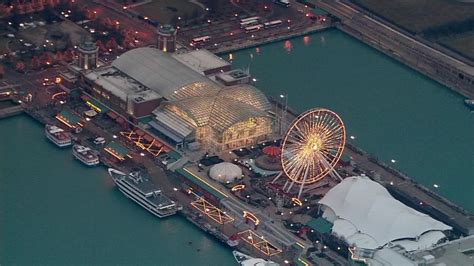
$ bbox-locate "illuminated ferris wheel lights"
[281,108,346,199]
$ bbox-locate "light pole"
[279,93,288,135]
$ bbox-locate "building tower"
[157,24,177,53]
[77,38,99,70]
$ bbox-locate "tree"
[105,38,118,51]
[30,56,41,69]
[55,51,64,62]
[15,61,25,72]
[96,40,106,53]
[0,65,5,79]
[0,4,12,18]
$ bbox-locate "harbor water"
[0,116,235,265]
[228,29,474,212]
[1,29,473,264]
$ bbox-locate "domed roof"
[78,37,97,52]
[209,162,243,183]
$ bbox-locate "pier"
[212,23,332,54]
[316,0,474,98]
[0,104,23,119]
[270,97,474,236]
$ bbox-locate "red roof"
[263,146,281,157]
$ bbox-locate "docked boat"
[72,144,100,166]
[45,124,72,147]
[108,168,180,218]
[464,99,474,109]
[233,251,279,266]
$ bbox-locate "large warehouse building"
[80,47,274,151]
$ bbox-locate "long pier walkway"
[212,23,332,54]
[270,98,474,236]
[0,105,23,119]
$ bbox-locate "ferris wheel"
[280,108,346,199]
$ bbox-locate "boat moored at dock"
[108,168,180,218]
[465,99,474,109]
[45,124,72,147]
[232,251,279,266]
[72,144,100,166]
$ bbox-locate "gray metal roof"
[112,47,207,99]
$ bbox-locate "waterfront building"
[215,69,252,86]
[77,38,99,70]
[157,25,177,53]
[80,47,274,152]
[173,50,231,76]
[320,176,451,251]
[319,176,453,264]
[82,66,162,118]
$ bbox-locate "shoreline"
[316,0,474,99]
[212,23,333,55]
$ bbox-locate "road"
[317,0,474,98]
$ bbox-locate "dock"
[212,23,333,54]
[0,105,23,119]
[269,97,474,236]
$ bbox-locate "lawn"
[131,0,204,24]
[351,0,474,33]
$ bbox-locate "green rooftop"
[176,168,226,200]
[307,217,332,234]
[57,109,81,126]
[168,150,182,161]
[138,116,153,124]
[105,141,130,157]
[313,7,328,15]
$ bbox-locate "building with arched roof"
[153,83,273,151]
[81,47,275,151]
[319,176,451,251]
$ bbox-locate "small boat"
[227,234,240,247]
[72,144,100,166]
[232,251,279,266]
[464,99,474,109]
[45,124,72,147]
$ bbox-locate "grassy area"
[351,0,474,33]
[131,0,203,24]
[439,32,474,60]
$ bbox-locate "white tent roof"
[319,176,451,250]
[209,162,242,183]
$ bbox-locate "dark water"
[228,29,474,212]
[0,116,235,265]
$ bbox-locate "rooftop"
[112,47,208,99]
[85,66,162,102]
[172,50,231,74]
[215,69,251,83]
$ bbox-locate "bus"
[263,20,283,28]
[240,16,260,23]
[274,0,290,7]
[240,20,259,28]
[244,24,263,33]
[190,36,211,46]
